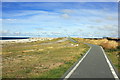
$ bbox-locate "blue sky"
[1,2,118,38]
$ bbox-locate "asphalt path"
[63,43,119,80]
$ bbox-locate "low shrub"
[100,41,118,49]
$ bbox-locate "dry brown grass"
[100,40,118,49]
[74,38,118,49]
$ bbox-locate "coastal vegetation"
[2,38,89,78]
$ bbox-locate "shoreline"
[0,37,54,44]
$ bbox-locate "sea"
[0,37,30,40]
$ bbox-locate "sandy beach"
[0,37,54,44]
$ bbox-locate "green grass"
[2,38,89,78]
[105,47,120,73]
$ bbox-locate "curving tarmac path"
[62,39,119,80]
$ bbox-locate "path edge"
[100,46,119,80]
[61,46,92,80]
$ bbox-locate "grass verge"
[2,38,89,78]
[104,46,120,73]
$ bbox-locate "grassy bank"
[105,47,120,73]
[2,38,89,78]
[73,38,120,73]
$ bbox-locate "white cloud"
[0,30,10,36]
[2,5,118,38]
[59,8,118,24]
[87,24,118,37]
[91,19,103,23]
[62,9,75,14]
[14,32,21,35]
[88,24,118,33]
[4,19,17,21]
[35,28,44,31]
[61,14,70,19]
[98,25,118,31]
[3,10,58,18]
[105,16,118,21]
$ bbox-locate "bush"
[117,46,120,49]
[100,41,118,49]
